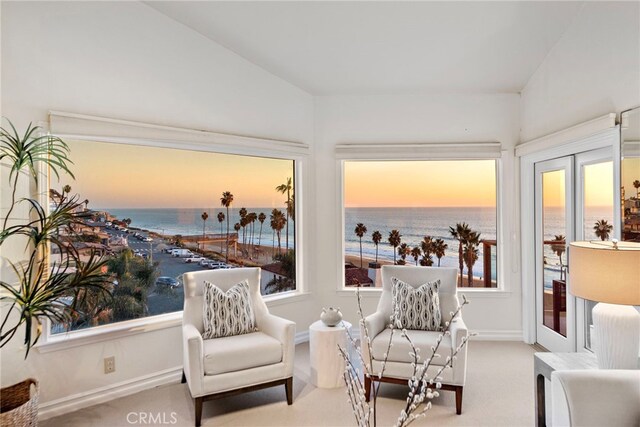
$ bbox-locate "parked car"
[143,237,153,242]
[207,262,228,269]
[171,249,193,257]
[155,276,179,288]
[184,256,204,263]
[199,258,213,266]
[205,261,222,267]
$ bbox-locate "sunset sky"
[56,140,294,209]
[543,161,614,208]
[344,160,496,207]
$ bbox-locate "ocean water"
[346,206,614,283]
[345,207,498,280]
[101,205,614,284]
[541,205,614,287]
[102,207,295,250]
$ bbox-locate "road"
[105,227,219,315]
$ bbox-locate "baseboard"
[38,366,182,421]
[298,328,523,342]
[295,330,309,344]
[37,328,521,420]
[470,330,523,341]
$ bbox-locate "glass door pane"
[535,156,575,352]
[577,152,614,351]
[542,170,567,337]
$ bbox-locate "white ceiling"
[147,1,584,95]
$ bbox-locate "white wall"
[313,94,523,338]
[520,1,640,141]
[0,1,315,411]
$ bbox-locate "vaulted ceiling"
[147,1,584,95]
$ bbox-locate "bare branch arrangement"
[339,288,472,427]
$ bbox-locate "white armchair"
[181,268,296,426]
[362,265,468,414]
[551,369,640,427]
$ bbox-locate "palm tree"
[634,179,640,198]
[551,234,566,280]
[463,242,480,287]
[371,231,382,264]
[220,191,234,262]
[593,219,613,241]
[258,212,266,246]
[388,230,402,264]
[200,212,209,251]
[354,223,368,268]
[397,243,411,265]
[240,217,249,251]
[265,251,296,294]
[217,212,225,251]
[461,231,480,286]
[247,212,257,254]
[432,238,448,267]
[239,208,248,247]
[270,209,286,254]
[420,236,434,266]
[449,223,472,284]
[276,177,293,250]
[234,221,241,254]
[410,246,422,266]
[286,194,295,221]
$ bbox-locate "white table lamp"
[569,240,640,369]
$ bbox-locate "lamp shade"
[569,241,640,305]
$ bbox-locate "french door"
[534,148,614,352]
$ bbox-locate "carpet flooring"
[41,341,537,427]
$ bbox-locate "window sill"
[36,290,309,354]
[264,290,311,306]
[458,288,513,298]
[336,288,513,298]
[37,311,183,354]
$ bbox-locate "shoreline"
[344,253,497,288]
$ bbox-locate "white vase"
[320,307,343,327]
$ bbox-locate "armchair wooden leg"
[195,397,203,427]
[285,377,293,405]
[181,370,186,384]
[364,376,372,402]
[455,386,463,415]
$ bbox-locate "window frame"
[36,112,310,352]
[335,142,511,296]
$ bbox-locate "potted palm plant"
[0,119,111,425]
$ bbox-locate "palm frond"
[0,119,74,183]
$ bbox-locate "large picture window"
[51,139,296,334]
[343,160,498,288]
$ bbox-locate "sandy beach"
[174,233,290,266]
[344,253,496,288]
[155,231,494,287]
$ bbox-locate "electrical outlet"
[104,356,115,374]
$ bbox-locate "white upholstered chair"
[181,268,296,426]
[551,369,640,427]
[362,265,469,414]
